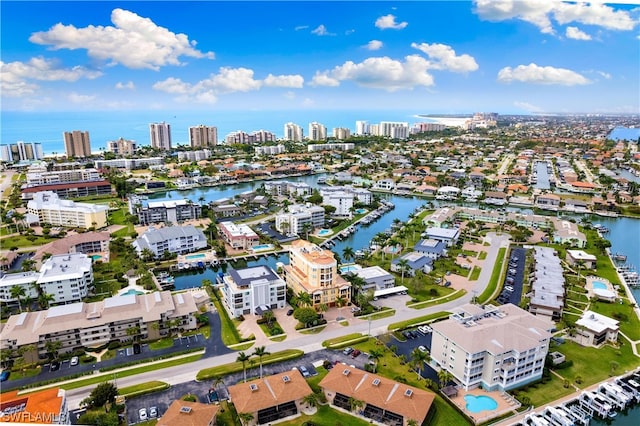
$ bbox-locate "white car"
[139,408,148,421]
[418,345,428,353]
[504,286,514,292]
[149,407,158,418]
[70,356,79,366]
[418,325,432,334]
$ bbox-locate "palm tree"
[576,259,585,281]
[407,420,419,426]
[437,369,454,388]
[410,347,429,378]
[302,392,318,408]
[397,258,409,284]
[297,292,312,308]
[335,295,347,308]
[126,325,141,342]
[10,285,26,313]
[301,223,313,240]
[237,351,251,383]
[253,346,270,379]
[37,293,55,310]
[368,348,384,373]
[342,247,355,263]
[237,412,254,426]
[262,310,275,327]
[348,397,364,414]
[45,340,62,361]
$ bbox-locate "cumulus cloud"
[565,26,591,40]
[152,67,304,104]
[68,92,96,103]
[411,43,479,73]
[29,8,215,70]
[115,81,135,90]
[309,72,341,87]
[375,14,408,30]
[311,25,334,36]
[497,63,591,85]
[1,56,102,97]
[365,40,383,50]
[474,0,637,34]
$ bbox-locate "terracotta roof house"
[227,369,313,425]
[319,366,435,426]
[0,387,68,424]
[157,400,219,426]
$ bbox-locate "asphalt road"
[59,232,509,410]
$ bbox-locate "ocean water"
[1,109,427,154]
[608,127,640,142]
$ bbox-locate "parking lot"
[496,247,527,306]
[382,328,440,382]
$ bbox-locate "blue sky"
[1,1,639,114]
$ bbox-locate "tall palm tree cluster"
[236,346,271,383]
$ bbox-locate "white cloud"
[0,56,102,97]
[365,40,383,50]
[345,29,356,35]
[411,43,479,73]
[153,67,303,104]
[115,81,135,90]
[294,25,309,31]
[29,8,215,70]
[597,70,611,79]
[311,25,334,36]
[312,55,435,91]
[565,26,591,40]
[67,92,96,103]
[375,14,408,30]
[309,72,341,87]
[497,63,591,85]
[514,101,544,112]
[474,0,637,35]
[263,74,304,88]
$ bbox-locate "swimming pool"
[252,244,274,252]
[185,253,206,260]
[91,255,102,261]
[593,281,608,290]
[464,395,498,413]
[355,208,367,214]
[317,229,332,237]
[121,289,144,296]
[340,264,361,274]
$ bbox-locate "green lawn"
[0,234,57,249]
[469,266,481,281]
[210,290,254,346]
[322,333,366,348]
[277,404,372,426]
[513,374,575,407]
[149,337,175,350]
[196,349,303,381]
[7,366,41,380]
[388,311,450,331]
[118,381,169,398]
[478,251,488,260]
[407,290,466,309]
[477,247,507,304]
[360,308,395,321]
[588,299,640,341]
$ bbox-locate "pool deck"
[448,387,520,424]
[585,275,617,301]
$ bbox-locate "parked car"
[343,347,354,355]
[508,269,516,275]
[133,343,141,355]
[0,370,10,382]
[418,345,428,353]
[149,407,158,418]
[139,408,148,421]
[299,365,310,377]
[351,350,361,358]
[286,309,294,316]
[50,361,60,372]
[418,325,433,334]
[70,356,79,366]
[504,286,514,292]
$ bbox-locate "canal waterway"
[164,174,640,303]
[535,161,551,190]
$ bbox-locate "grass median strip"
[387,311,450,331]
[322,333,365,348]
[407,290,466,310]
[118,381,170,398]
[196,349,303,381]
[477,247,506,304]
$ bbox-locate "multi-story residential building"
[355,120,369,135]
[132,199,202,225]
[431,303,552,391]
[0,290,203,362]
[189,125,218,148]
[149,122,172,150]
[251,130,277,143]
[132,225,207,258]
[27,191,108,229]
[177,149,213,161]
[283,240,351,308]
[255,144,286,156]
[529,247,565,320]
[225,130,276,144]
[307,143,354,152]
[106,137,137,156]
[20,180,113,201]
[332,127,351,139]
[218,221,259,250]
[0,388,69,425]
[308,122,327,141]
[320,186,372,205]
[263,181,313,197]
[0,142,44,162]
[26,168,102,187]
[220,266,287,316]
[94,157,164,170]
[347,265,395,292]
[319,190,353,218]
[411,122,447,133]
[0,253,93,306]
[275,204,325,235]
[379,121,409,138]
[33,231,110,265]
[575,311,619,348]
[284,122,304,141]
[63,130,92,158]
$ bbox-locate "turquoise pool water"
[387,246,399,253]
[121,289,144,296]
[593,281,608,290]
[253,244,274,251]
[317,229,332,236]
[355,208,367,214]
[185,253,206,260]
[91,255,102,261]
[464,395,498,413]
[340,265,359,274]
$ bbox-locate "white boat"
[544,406,574,426]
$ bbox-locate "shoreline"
[606,247,640,321]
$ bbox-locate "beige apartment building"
[283,240,350,307]
[63,130,92,158]
[27,191,108,229]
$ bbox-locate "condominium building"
[189,125,218,148]
[307,143,355,152]
[150,122,172,150]
[132,199,202,225]
[27,191,108,229]
[529,247,565,320]
[283,240,351,307]
[411,122,447,133]
[575,311,619,348]
[94,157,164,170]
[33,231,110,265]
[263,181,313,197]
[225,130,276,144]
[26,168,102,187]
[332,127,351,140]
[21,180,114,201]
[348,265,395,292]
[218,221,259,250]
[308,122,327,141]
[255,144,286,156]
[0,290,203,362]
[0,142,44,162]
[0,253,93,306]
[430,303,552,391]
[379,122,409,139]
[0,388,68,425]
[319,189,354,218]
[106,137,137,156]
[220,266,287,316]
[284,122,304,141]
[132,225,207,258]
[275,204,325,235]
[177,149,213,161]
[63,130,92,158]
[320,186,372,205]
[355,120,369,135]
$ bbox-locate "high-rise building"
[63,131,92,158]
[106,137,137,156]
[355,120,369,135]
[189,125,217,148]
[380,122,409,139]
[284,122,304,141]
[0,142,44,162]
[332,127,351,140]
[149,122,172,150]
[308,122,327,141]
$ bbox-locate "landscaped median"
[322,333,368,349]
[196,349,303,381]
[476,247,507,304]
[387,311,451,331]
[118,381,170,398]
[407,289,466,309]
